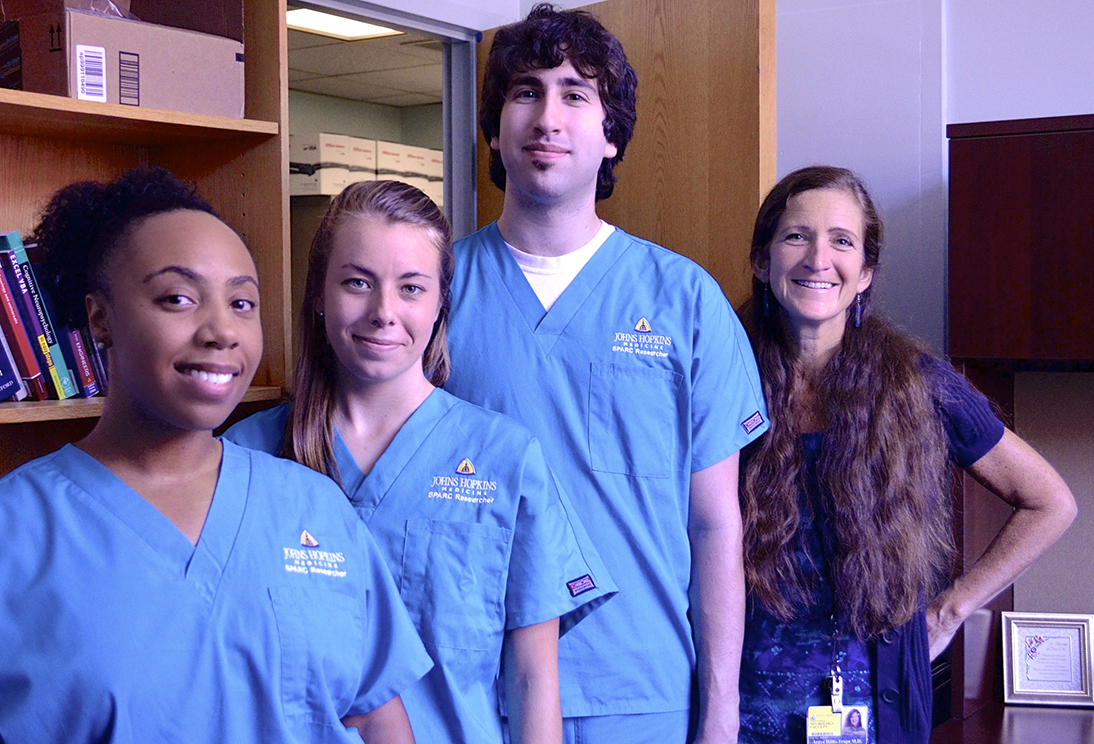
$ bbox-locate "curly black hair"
[480,3,638,201]
[31,166,219,328]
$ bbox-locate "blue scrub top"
[226,389,616,743]
[0,440,432,743]
[445,223,769,716]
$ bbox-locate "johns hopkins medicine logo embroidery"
[612,317,673,358]
[429,458,498,504]
[282,529,348,578]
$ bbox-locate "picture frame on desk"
[1003,612,1094,707]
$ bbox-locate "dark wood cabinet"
[940,115,1093,736]
[948,114,1094,361]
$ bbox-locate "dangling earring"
[854,293,862,328]
[762,283,771,317]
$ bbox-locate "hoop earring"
[854,293,863,328]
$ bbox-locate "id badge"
[805,704,869,744]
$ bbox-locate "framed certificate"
[1002,612,1094,707]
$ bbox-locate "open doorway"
[284,2,477,356]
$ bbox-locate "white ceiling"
[288,27,444,107]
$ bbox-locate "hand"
[926,594,963,661]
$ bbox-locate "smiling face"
[88,209,262,433]
[755,187,873,351]
[321,215,443,392]
[491,59,619,207]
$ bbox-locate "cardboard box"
[376,140,408,185]
[1,0,242,42]
[290,132,349,196]
[3,4,244,117]
[346,137,376,184]
[426,148,444,208]
[402,144,431,193]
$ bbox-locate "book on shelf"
[0,249,67,400]
[0,233,77,400]
[24,241,101,398]
[0,256,49,400]
[0,325,29,401]
[81,327,108,394]
[60,326,100,398]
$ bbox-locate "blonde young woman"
[226,180,614,744]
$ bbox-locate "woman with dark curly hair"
[737,166,1076,744]
[0,167,432,743]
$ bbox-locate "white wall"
[289,92,443,149]
[776,0,946,350]
[1014,374,1094,614]
[947,1,1094,124]
[401,103,444,149]
[288,90,401,140]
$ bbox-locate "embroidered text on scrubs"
[428,474,499,504]
[282,547,348,578]
[611,331,673,358]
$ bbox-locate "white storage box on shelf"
[346,137,377,184]
[289,132,349,196]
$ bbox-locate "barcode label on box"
[118,51,139,106]
[76,44,106,102]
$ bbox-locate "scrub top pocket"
[269,586,367,723]
[588,363,682,478]
[399,519,510,651]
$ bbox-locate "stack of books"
[0,231,106,403]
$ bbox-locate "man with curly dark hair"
[445,5,768,742]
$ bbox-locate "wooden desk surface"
[931,700,1094,744]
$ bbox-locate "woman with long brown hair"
[737,166,1076,743]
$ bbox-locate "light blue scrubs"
[226,388,616,744]
[445,223,769,720]
[0,440,432,744]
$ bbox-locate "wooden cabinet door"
[948,115,1094,361]
[476,0,775,306]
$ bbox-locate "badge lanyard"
[805,616,868,743]
[829,616,844,713]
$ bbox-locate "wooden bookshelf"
[0,89,278,145]
[0,0,290,473]
[0,386,282,425]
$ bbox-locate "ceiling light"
[287,9,403,41]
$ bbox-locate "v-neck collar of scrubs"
[57,441,248,606]
[333,387,457,521]
[482,222,628,355]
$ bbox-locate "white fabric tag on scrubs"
[805,704,869,744]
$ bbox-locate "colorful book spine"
[0,325,28,401]
[81,327,109,394]
[60,326,100,398]
[23,239,99,397]
[0,249,66,399]
[1,233,76,399]
[0,257,48,400]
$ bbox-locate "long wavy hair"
[741,166,954,640]
[283,180,453,481]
